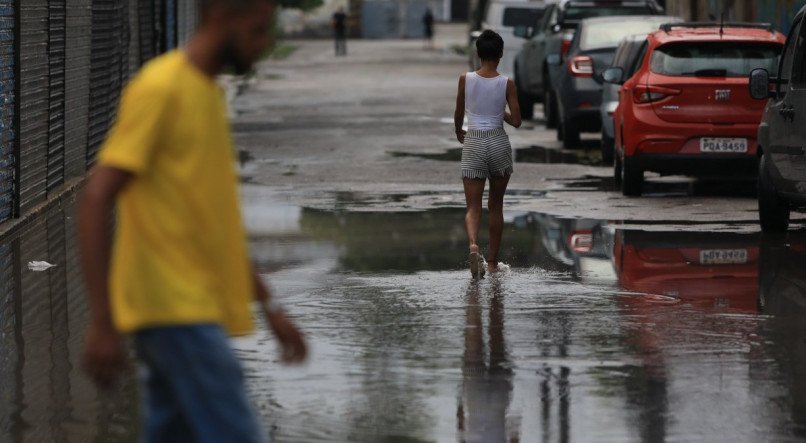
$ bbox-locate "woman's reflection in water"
[458,278,518,443]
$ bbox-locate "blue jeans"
[134,325,266,443]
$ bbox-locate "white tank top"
[465,72,508,131]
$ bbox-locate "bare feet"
[468,245,486,279]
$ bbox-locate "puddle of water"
[4,194,806,442]
[390,145,604,166]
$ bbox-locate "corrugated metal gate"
[64,0,91,180]
[128,0,141,76]
[0,0,14,223]
[18,1,49,214]
[47,0,65,192]
[138,0,156,65]
[87,0,115,164]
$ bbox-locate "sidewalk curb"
[0,177,84,242]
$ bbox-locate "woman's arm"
[454,74,466,143]
[504,78,522,129]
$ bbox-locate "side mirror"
[603,67,625,85]
[470,30,482,41]
[513,26,532,39]
[552,23,562,33]
[749,68,773,100]
[546,54,561,66]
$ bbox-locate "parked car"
[513,0,664,122]
[552,15,675,148]
[600,31,679,164]
[749,5,806,233]
[469,0,548,80]
[608,22,785,197]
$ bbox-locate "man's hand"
[265,311,308,364]
[456,129,466,144]
[83,322,128,389]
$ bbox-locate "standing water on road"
[1,196,805,442]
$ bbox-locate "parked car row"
[472,2,806,233]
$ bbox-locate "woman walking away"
[454,30,521,279]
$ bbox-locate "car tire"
[614,154,623,189]
[601,131,615,165]
[621,156,643,197]
[561,115,580,149]
[543,87,558,129]
[758,154,790,234]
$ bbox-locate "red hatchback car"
[605,23,785,196]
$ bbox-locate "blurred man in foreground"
[78,0,307,441]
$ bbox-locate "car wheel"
[758,154,790,234]
[621,156,643,197]
[561,115,580,149]
[543,87,558,129]
[614,154,623,189]
[601,131,615,165]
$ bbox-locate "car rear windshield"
[650,42,781,77]
[564,6,655,22]
[580,20,665,51]
[503,8,544,27]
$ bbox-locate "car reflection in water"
[614,230,761,312]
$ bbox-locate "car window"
[502,8,544,28]
[627,41,649,77]
[579,21,663,51]
[563,6,655,23]
[650,42,781,77]
[779,19,802,89]
[791,22,806,88]
[612,44,628,68]
[541,6,557,31]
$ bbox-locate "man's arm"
[79,166,133,388]
[253,269,308,363]
[454,74,467,143]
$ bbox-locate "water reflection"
[459,279,516,443]
[5,196,806,442]
[0,198,138,443]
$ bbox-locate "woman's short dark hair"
[476,30,504,61]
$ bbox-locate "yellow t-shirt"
[98,50,254,336]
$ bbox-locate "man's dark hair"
[476,30,504,61]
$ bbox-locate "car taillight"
[569,231,594,254]
[560,31,574,59]
[633,85,681,104]
[568,55,593,77]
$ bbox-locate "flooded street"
[3,26,806,443]
[3,192,806,442]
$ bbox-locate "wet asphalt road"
[2,25,806,442]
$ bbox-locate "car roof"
[579,14,672,25]
[559,0,657,7]
[649,24,785,44]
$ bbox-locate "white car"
[469,0,551,79]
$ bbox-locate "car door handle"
[779,106,795,121]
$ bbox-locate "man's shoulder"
[128,51,185,94]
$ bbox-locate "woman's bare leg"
[463,178,486,252]
[487,174,510,269]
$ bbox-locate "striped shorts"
[461,128,514,179]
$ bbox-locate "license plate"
[700,137,748,153]
[699,249,748,265]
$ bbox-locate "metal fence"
[0,0,199,225]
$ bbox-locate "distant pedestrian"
[332,7,348,56]
[423,8,435,50]
[454,30,521,278]
[78,0,307,442]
